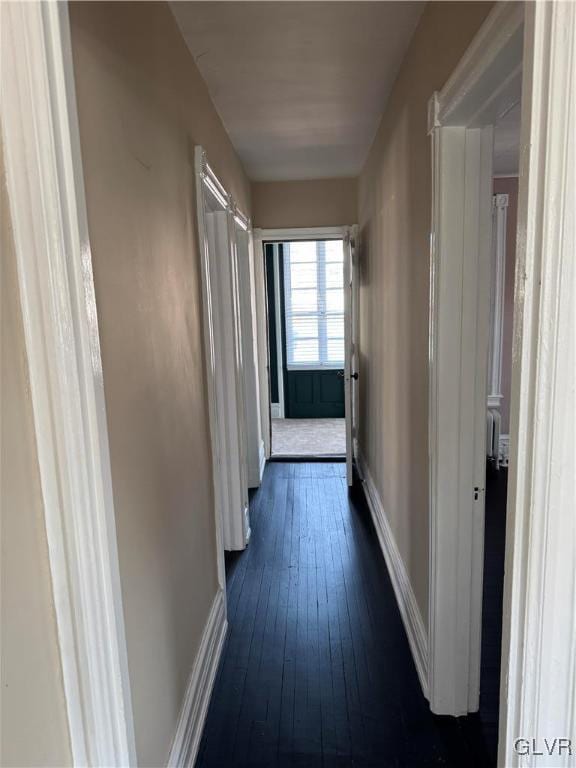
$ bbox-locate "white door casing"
[206,210,249,551]
[429,5,576,764]
[428,124,494,715]
[251,229,272,459]
[343,226,359,486]
[235,223,264,488]
[226,207,251,540]
[498,2,576,765]
[252,226,356,468]
[351,227,360,463]
[195,148,250,558]
[272,244,286,420]
[1,2,136,763]
[427,1,524,717]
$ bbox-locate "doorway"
[195,147,252,558]
[266,239,346,458]
[427,0,524,748]
[475,100,521,762]
[253,226,358,483]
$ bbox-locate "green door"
[284,369,345,418]
[277,242,345,418]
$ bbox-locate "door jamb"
[427,1,524,716]
[1,3,136,763]
[497,4,576,765]
[272,244,286,419]
[252,225,354,462]
[195,147,251,558]
[429,6,576,764]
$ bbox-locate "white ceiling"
[172,2,424,181]
[494,101,521,176]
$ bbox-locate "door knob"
[351,372,359,380]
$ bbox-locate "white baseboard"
[357,451,429,699]
[167,590,227,767]
[258,439,266,482]
[270,403,282,419]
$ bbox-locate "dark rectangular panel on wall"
[319,372,344,404]
[285,370,345,418]
[294,374,314,404]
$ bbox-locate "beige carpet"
[271,418,346,456]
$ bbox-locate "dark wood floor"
[479,464,508,764]
[197,462,500,768]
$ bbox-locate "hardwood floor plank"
[197,461,497,768]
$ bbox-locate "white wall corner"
[356,452,429,699]
[167,590,227,768]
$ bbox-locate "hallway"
[197,463,485,768]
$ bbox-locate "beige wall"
[494,176,519,435]
[357,1,493,626]
[252,178,357,228]
[1,140,72,767]
[69,3,250,765]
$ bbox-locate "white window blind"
[283,240,345,369]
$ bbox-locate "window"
[283,240,345,369]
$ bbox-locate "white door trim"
[429,3,576,762]
[428,124,494,715]
[235,226,264,488]
[343,226,358,486]
[252,229,272,458]
[195,147,250,555]
[255,226,347,242]
[252,225,353,462]
[272,244,286,419]
[499,3,576,765]
[429,2,524,131]
[195,153,227,586]
[427,1,524,717]
[1,2,136,763]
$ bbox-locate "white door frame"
[498,3,575,765]
[252,226,355,473]
[343,226,359,486]
[226,203,251,541]
[1,2,136,763]
[271,244,286,419]
[195,147,250,554]
[428,0,524,718]
[429,3,576,764]
[235,216,265,488]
